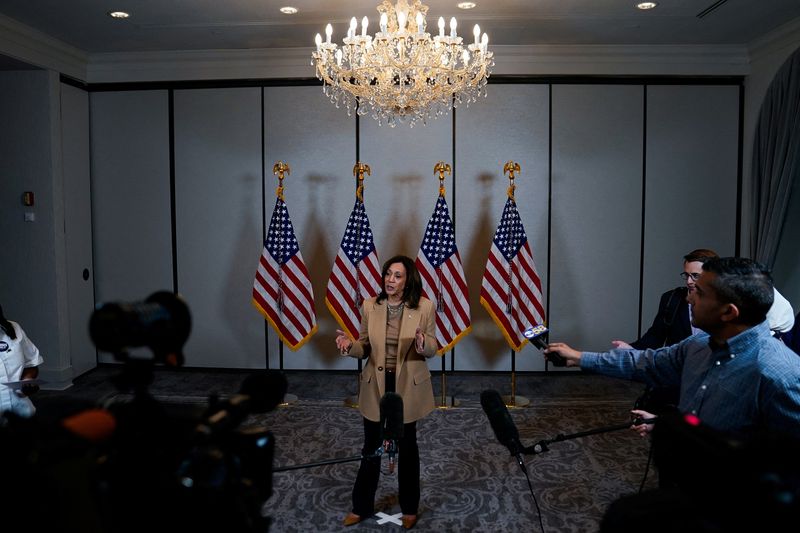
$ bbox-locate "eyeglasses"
[679,272,701,281]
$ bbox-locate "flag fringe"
[252,297,318,351]
[479,296,527,352]
[436,325,472,355]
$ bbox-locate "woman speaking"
[335,255,438,530]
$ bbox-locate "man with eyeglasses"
[612,248,794,352]
[545,256,800,440]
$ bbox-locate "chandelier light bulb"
[362,16,369,36]
[438,16,445,37]
[450,17,457,37]
[397,10,407,31]
[473,24,480,45]
[349,17,357,38]
[315,33,322,50]
[416,12,425,34]
[325,23,332,43]
[380,13,388,33]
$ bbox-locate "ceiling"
[1,0,799,57]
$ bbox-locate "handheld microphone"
[90,291,191,366]
[480,389,525,466]
[197,371,287,438]
[380,392,404,473]
[523,325,567,366]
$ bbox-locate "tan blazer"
[346,296,439,423]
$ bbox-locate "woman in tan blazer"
[335,255,438,530]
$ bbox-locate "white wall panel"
[455,84,550,371]
[91,90,172,363]
[264,86,357,370]
[550,85,644,357]
[641,85,739,333]
[174,87,264,368]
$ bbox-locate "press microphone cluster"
[380,392,404,473]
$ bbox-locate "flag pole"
[501,162,529,408]
[344,162,371,409]
[433,162,461,409]
[273,161,298,405]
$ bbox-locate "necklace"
[387,301,404,317]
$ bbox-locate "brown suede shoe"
[342,513,362,527]
[401,515,418,529]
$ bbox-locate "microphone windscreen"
[480,389,521,454]
[380,392,404,441]
[61,408,117,442]
[239,371,288,413]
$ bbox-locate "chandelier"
[311,0,494,127]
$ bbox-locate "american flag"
[416,196,471,354]
[325,197,382,340]
[480,196,545,351]
[252,197,317,350]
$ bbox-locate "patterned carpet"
[253,393,655,532]
[34,367,656,532]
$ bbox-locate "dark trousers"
[352,373,420,516]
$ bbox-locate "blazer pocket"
[413,370,432,386]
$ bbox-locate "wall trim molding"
[748,16,800,64]
[86,44,751,83]
[0,11,755,83]
[0,13,86,80]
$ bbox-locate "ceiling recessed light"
[457,2,477,9]
[280,6,299,15]
[107,11,130,19]
[636,2,658,9]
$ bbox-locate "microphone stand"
[524,418,656,455]
[272,445,386,473]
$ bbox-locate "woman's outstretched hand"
[335,329,353,354]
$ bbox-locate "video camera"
[1,291,285,533]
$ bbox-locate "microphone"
[380,392,404,473]
[480,389,526,468]
[523,325,566,366]
[197,371,287,438]
[90,291,191,366]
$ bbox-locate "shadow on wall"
[463,171,511,365]
[302,172,337,364]
[222,171,266,367]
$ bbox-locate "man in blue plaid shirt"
[545,256,800,441]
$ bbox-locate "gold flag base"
[344,394,359,408]
[436,396,461,409]
[280,393,298,406]
[502,394,530,408]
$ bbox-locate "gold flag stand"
[272,161,298,406]
[499,161,529,408]
[432,162,462,409]
[343,162,372,409]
